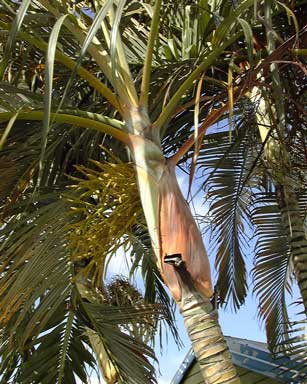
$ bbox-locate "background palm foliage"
[0,183,162,383]
[196,99,307,378]
[1,0,307,382]
[194,6,307,367]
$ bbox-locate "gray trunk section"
[178,291,240,384]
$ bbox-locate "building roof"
[170,336,306,384]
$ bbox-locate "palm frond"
[129,224,182,348]
[82,300,159,384]
[0,189,164,383]
[251,193,293,352]
[196,119,258,310]
[0,193,90,383]
[13,305,95,384]
[277,312,307,382]
[0,197,71,333]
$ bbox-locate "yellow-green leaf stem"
[0,0,31,80]
[0,111,19,150]
[0,111,133,146]
[109,3,139,108]
[291,48,307,55]
[140,0,162,109]
[154,33,241,132]
[98,16,137,109]
[39,14,69,188]
[0,21,120,112]
[40,0,138,109]
[188,75,204,195]
[39,0,114,85]
[59,109,125,130]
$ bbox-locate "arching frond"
[83,300,159,384]
[129,227,182,348]
[251,193,293,351]
[278,313,307,382]
[0,194,91,383]
[0,190,162,384]
[196,120,258,310]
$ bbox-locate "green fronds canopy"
[0,146,169,384]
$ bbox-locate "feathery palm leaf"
[129,225,182,347]
[0,189,162,383]
[195,92,307,360]
[251,193,293,351]
[196,114,258,309]
[0,194,90,383]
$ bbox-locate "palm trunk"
[129,126,240,383]
[179,291,239,384]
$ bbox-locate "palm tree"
[1,0,305,382]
